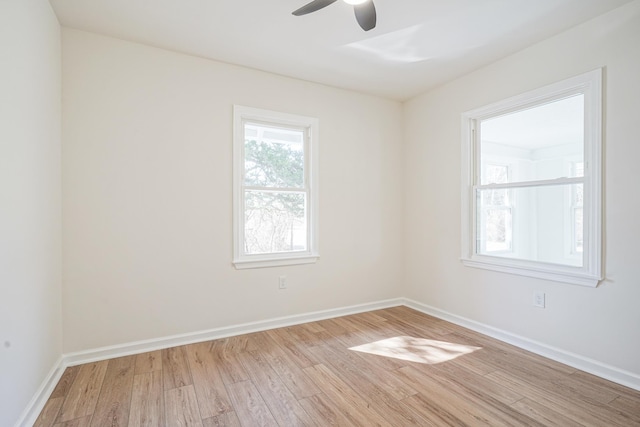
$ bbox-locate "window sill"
[234,254,319,270]
[461,257,601,287]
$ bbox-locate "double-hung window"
[233,106,319,269]
[461,69,602,287]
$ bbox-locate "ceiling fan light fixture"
[292,0,376,31]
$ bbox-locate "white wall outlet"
[278,275,287,289]
[533,291,545,308]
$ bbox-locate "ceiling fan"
[292,0,377,32]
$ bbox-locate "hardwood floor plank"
[51,366,80,399]
[395,365,542,426]
[353,310,389,325]
[303,364,392,426]
[244,331,277,353]
[264,351,321,400]
[298,393,358,427]
[57,361,108,422]
[134,350,162,374]
[429,358,523,405]
[297,320,327,334]
[53,415,92,427]
[330,316,378,344]
[570,369,640,402]
[216,335,250,354]
[378,307,455,337]
[285,324,325,348]
[34,397,64,427]
[246,330,320,399]
[609,395,640,420]
[89,355,135,427]
[322,318,406,372]
[345,317,410,344]
[448,349,499,376]
[486,369,637,427]
[314,317,350,336]
[447,329,577,376]
[401,392,472,427]
[315,338,417,401]
[202,411,242,427]
[162,346,193,390]
[209,341,249,386]
[226,380,278,427]
[165,385,203,427]
[266,328,317,369]
[237,350,316,426]
[554,373,620,404]
[323,360,429,427]
[184,342,233,419]
[128,371,164,427]
[476,350,606,405]
[285,325,325,352]
[510,397,585,427]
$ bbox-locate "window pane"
[480,95,584,184]
[574,207,584,253]
[244,190,307,255]
[477,183,583,267]
[485,164,509,184]
[244,123,304,188]
[482,207,512,252]
[482,189,506,206]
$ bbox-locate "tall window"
[233,106,319,269]
[461,70,602,287]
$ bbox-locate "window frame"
[460,69,603,287]
[233,105,319,269]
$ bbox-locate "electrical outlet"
[533,291,545,308]
[278,275,287,289]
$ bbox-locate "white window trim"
[460,69,603,287]
[233,105,319,269]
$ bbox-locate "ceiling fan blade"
[292,0,338,16]
[354,0,376,31]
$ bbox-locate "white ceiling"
[49,0,631,100]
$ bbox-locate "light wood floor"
[35,306,640,426]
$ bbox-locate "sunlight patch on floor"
[349,336,481,364]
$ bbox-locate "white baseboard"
[18,296,640,426]
[403,298,640,392]
[64,298,405,366]
[15,356,66,427]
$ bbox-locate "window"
[461,69,602,287]
[233,106,319,269]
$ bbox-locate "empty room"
[2,0,640,425]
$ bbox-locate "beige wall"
[0,0,62,425]
[404,1,640,375]
[61,29,404,353]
